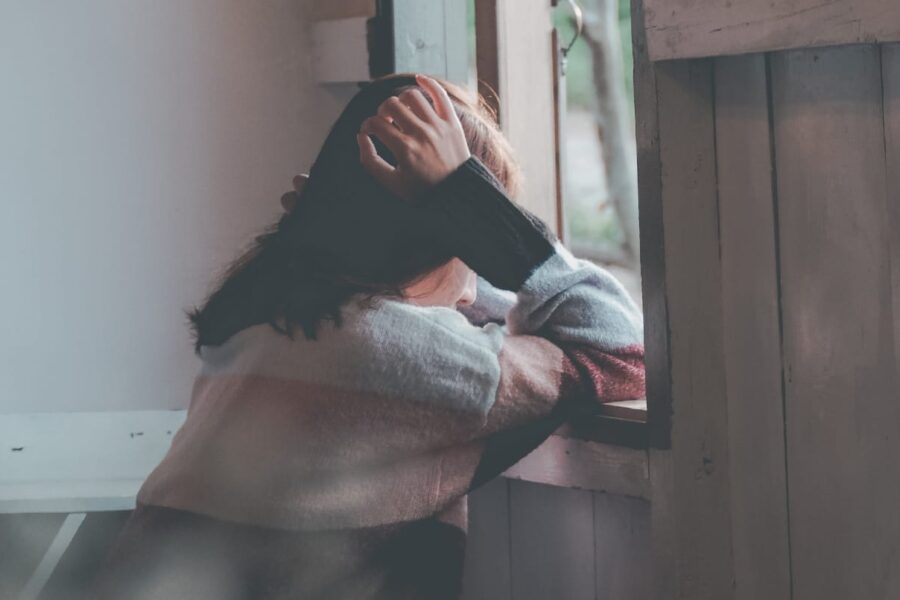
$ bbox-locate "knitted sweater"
[91,157,645,600]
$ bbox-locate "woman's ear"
[281,174,310,212]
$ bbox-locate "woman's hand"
[357,74,471,200]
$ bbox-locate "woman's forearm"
[418,156,557,291]
[420,156,645,405]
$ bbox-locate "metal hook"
[560,0,584,59]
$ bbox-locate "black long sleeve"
[417,156,557,291]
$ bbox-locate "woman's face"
[403,258,477,308]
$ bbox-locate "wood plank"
[442,0,470,84]
[596,399,647,421]
[630,3,676,595]
[474,0,501,119]
[885,44,900,438]
[462,479,513,600]
[885,45,900,600]
[558,416,649,449]
[642,0,900,61]
[508,481,595,599]
[770,44,900,600]
[392,0,469,83]
[653,57,734,599]
[312,1,468,83]
[713,53,791,600]
[593,493,652,600]
[490,0,560,229]
[552,25,567,244]
[310,0,376,21]
[631,0,671,451]
[647,449,675,600]
[502,435,650,499]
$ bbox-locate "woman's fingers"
[398,89,434,123]
[357,132,395,179]
[362,115,409,158]
[377,97,428,136]
[415,74,456,122]
[358,132,418,199]
[358,77,469,199]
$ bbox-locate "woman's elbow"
[566,344,646,403]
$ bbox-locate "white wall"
[0,1,357,412]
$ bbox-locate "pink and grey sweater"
[92,157,645,600]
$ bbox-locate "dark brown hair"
[188,74,520,351]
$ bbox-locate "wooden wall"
[642,0,900,60]
[462,479,651,600]
[641,40,900,599]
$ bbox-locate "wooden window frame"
[474,0,651,449]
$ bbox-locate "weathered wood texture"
[597,398,648,421]
[312,0,467,83]
[392,0,469,83]
[473,0,501,119]
[652,57,734,599]
[463,480,653,599]
[594,494,652,600]
[631,0,671,451]
[630,5,679,595]
[771,44,900,600]
[508,481,596,600]
[502,436,650,498]
[885,45,900,431]
[461,479,513,600]
[646,43,900,598]
[713,53,792,600]
[642,0,900,61]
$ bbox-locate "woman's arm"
[412,155,645,484]
[457,277,517,327]
[353,74,644,498]
[422,156,645,405]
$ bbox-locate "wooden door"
[635,1,900,598]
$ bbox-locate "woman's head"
[189,74,520,350]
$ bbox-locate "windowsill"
[501,399,650,499]
[564,399,648,449]
[596,399,648,422]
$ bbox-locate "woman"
[91,73,645,599]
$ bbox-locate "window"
[468,0,647,438]
[555,0,641,309]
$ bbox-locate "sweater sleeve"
[420,156,644,403]
[412,156,646,488]
[456,276,517,327]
